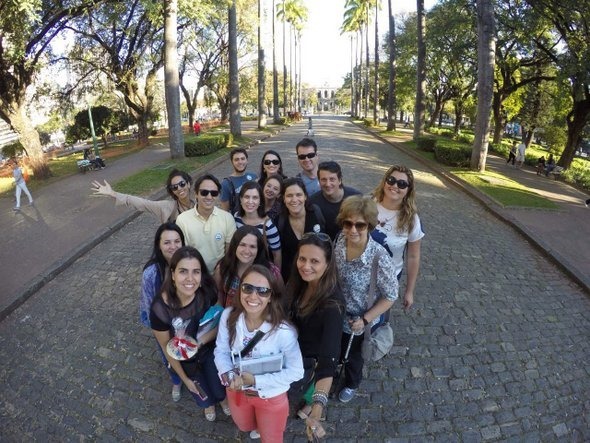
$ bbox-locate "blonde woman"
[372,165,424,310]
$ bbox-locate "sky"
[275,0,437,88]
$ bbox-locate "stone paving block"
[480,425,502,440]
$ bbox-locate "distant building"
[301,86,339,112]
[0,120,19,149]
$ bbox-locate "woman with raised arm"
[91,168,194,223]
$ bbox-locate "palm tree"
[257,0,266,128]
[272,0,280,123]
[386,0,397,131]
[228,0,241,136]
[373,0,380,126]
[164,0,184,158]
[413,0,426,140]
[471,0,496,170]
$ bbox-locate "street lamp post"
[87,102,100,157]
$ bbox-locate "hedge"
[416,136,437,152]
[434,141,471,167]
[184,134,227,157]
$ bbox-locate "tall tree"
[386,0,397,130]
[413,0,426,139]
[373,0,380,125]
[0,0,106,178]
[272,0,280,123]
[228,0,241,136]
[164,0,184,158]
[471,0,496,171]
[257,0,266,128]
[526,0,590,168]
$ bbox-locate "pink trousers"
[226,389,289,442]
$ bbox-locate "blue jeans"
[156,343,181,385]
[188,348,226,408]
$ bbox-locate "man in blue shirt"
[295,138,320,196]
[220,148,258,214]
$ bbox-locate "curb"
[357,122,590,295]
[0,125,288,322]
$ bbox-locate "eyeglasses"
[297,152,317,160]
[385,176,410,189]
[301,232,332,243]
[199,189,220,197]
[263,159,281,166]
[169,180,187,191]
[241,283,272,297]
[342,220,369,231]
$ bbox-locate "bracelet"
[362,316,369,326]
[311,391,328,408]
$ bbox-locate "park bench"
[548,165,564,180]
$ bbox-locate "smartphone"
[192,380,209,401]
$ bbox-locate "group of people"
[92,139,425,442]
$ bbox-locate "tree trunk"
[8,108,50,178]
[413,0,426,140]
[164,0,185,158]
[350,35,355,116]
[428,93,444,128]
[373,1,379,126]
[364,19,370,119]
[560,91,590,168]
[386,0,397,132]
[471,0,496,171]
[228,0,241,137]
[491,91,505,144]
[272,0,280,123]
[257,0,266,128]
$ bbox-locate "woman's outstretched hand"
[91,180,114,197]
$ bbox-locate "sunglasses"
[342,220,369,231]
[297,152,317,160]
[199,189,220,197]
[169,180,187,191]
[301,232,332,243]
[264,159,281,166]
[385,176,410,189]
[241,283,272,297]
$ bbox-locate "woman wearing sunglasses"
[372,165,424,311]
[333,195,398,403]
[276,177,326,282]
[91,169,194,223]
[287,232,344,441]
[257,150,286,188]
[214,225,283,308]
[214,265,304,442]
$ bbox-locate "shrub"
[363,118,373,127]
[456,132,474,144]
[150,129,158,136]
[184,134,226,157]
[277,117,288,125]
[434,141,471,167]
[416,136,437,152]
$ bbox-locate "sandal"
[204,406,216,422]
[221,400,231,416]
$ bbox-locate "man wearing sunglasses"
[295,138,320,196]
[176,174,237,273]
[309,161,361,240]
[220,148,258,214]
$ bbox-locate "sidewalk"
[367,126,590,294]
[0,122,277,320]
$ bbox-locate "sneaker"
[171,384,181,402]
[12,207,20,211]
[249,430,260,439]
[29,201,34,206]
[338,387,357,403]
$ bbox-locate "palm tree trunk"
[413,0,426,140]
[257,0,266,128]
[386,0,397,131]
[373,1,379,126]
[228,0,241,136]
[164,0,184,158]
[272,0,280,123]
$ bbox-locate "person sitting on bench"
[544,154,556,177]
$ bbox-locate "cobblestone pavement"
[1,116,589,442]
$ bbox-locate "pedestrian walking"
[507,142,517,166]
[515,141,526,169]
[11,159,33,211]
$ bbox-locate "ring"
[311,426,317,431]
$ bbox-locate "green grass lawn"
[453,170,558,209]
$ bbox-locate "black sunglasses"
[385,176,410,189]
[342,220,369,231]
[297,152,317,160]
[241,283,272,297]
[169,180,187,191]
[301,232,332,243]
[264,159,281,166]
[199,189,220,197]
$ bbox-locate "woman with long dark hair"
[257,149,286,187]
[288,233,344,440]
[150,247,229,421]
[140,222,185,401]
[262,174,284,222]
[214,225,282,308]
[214,265,303,442]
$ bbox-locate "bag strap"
[239,330,265,358]
[363,250,382,340]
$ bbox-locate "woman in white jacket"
[215,264,304,442]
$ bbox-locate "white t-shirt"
[374,203,425,276]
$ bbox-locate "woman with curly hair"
[372,165,424,311]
